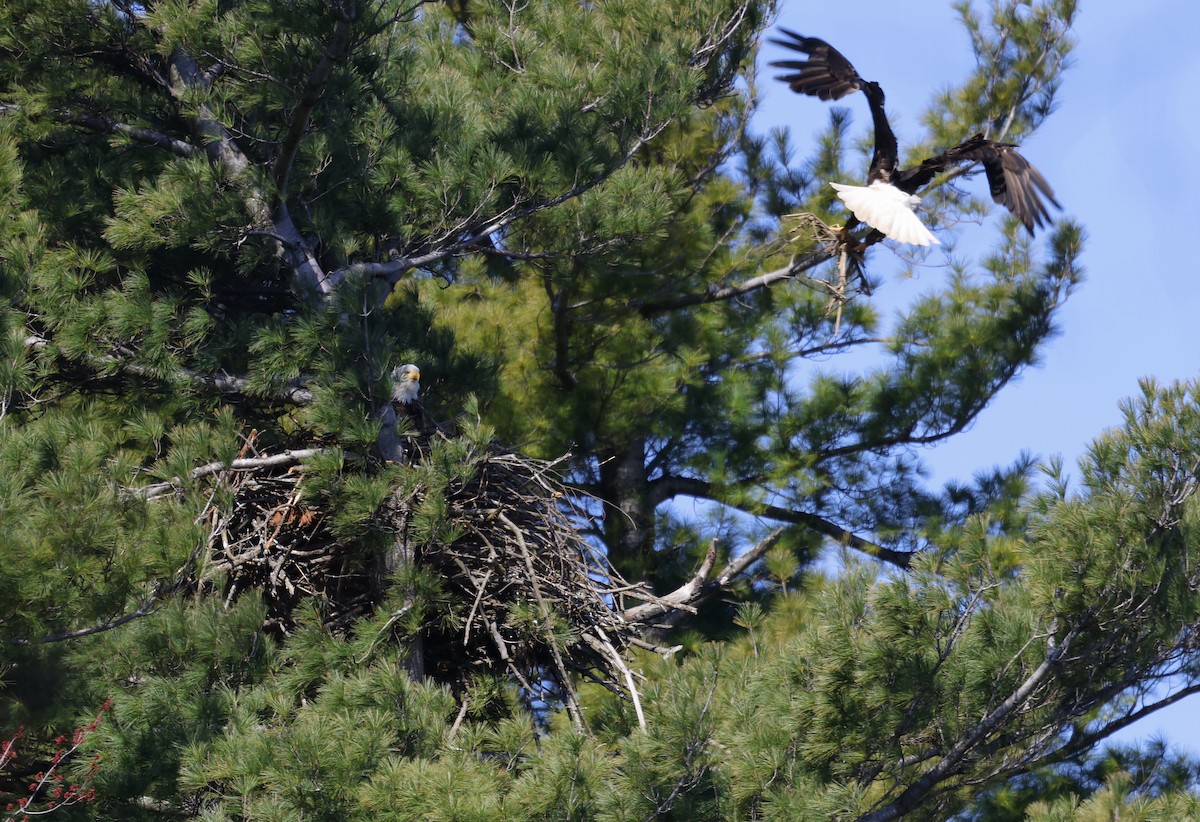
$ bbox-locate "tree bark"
[378,404,425,680]
[599,438,656,581]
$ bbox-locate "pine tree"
[6,0,1200,818]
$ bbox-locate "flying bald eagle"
[769,29,1061,245]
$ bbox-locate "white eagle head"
[391,363,421,404]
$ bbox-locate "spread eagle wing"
[769,29,898,184]
[979,142,1061,234]
[895,134,1062,235]
[768,29,865,101]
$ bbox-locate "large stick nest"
[198,433,645,717]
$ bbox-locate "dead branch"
[621,529,786,625]
[134,449,323,500]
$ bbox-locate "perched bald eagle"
[769,29,1061,245]
[392,363,421,407]
[391,362,425,430]
[377,364,422,464]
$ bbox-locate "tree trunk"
[378,404,425,680]
[599,437,656,582]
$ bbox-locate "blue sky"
[755,0,1200,756]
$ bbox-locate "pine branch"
[25,335,315,405]
[727,335,921,370]
[639,670,720,821]
[859,622,1079,822]
[1050,681,1200,764]
[5,586,166,646]
[331,123,672,287]
[815,365,1018,461]
[4,492,222,646]
[819,416,981,460]
[271,9,356,200]
[166,48,332,297]
[199,371,314,405]
[113,351,316,406]
[64,110,199,158]
[653,474,912,568]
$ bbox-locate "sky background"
[754,0,1200,755]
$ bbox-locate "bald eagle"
[392,363,421,407]
[769,30,1061,245]
[391,362,425,430]
[377,364,422,464]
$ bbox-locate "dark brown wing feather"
[981,144,1061,234]
[768,29,898,182]
[892,134,989,193]
[768,29,864,101]
[894,134,1061,235]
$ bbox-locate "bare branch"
[167,48,332,296]
[65,110,199,158]
[499,510,586,730]
[622,538,720,623]
[134,448,323,500]
[714,527,785,588]
[588,627,647,730]
[634,251,832,316]
[654,474,912,568]
[622,528,791,626]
